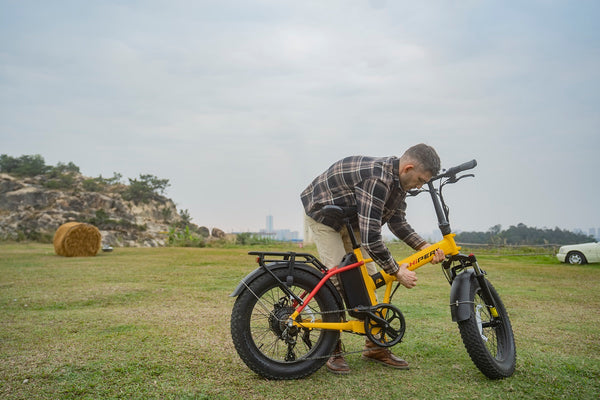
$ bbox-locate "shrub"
[235,232,274,245]
[82,173,124,193]
[167,225,205,247]
[43,173,76,189]
[86,209,145,231]
[82,178,104,192]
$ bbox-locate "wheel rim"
[568,253,583,264]
[249,284,328,362]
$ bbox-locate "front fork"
[469,255,499,318]
[448,254,499,321]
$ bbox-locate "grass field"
[1,242,599,399]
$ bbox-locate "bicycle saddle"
[318,205,357,220]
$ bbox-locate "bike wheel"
[231,268,341,379]
[457,277,516,379]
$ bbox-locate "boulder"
[211,227,226,239]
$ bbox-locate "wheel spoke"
[248,284,328,362]
[475,293,500,357]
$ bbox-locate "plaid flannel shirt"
[301,156,426,275]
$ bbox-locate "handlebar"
[431,159,477,180]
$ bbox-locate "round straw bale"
[53,222,102,257]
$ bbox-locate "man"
[301,143,445,374]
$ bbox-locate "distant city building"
[260,215,300,242]
[572,227,599,241]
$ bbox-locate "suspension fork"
[469,254,499,318]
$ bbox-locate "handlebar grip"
[435,159,477,179]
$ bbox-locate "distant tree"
[0,154,47,176]
[43,161,80,189]
[49,161,80,175]
[121,174,170,204]
[454,230,490,244]
[488,224,503,245]
[105,172,123,185]
[179,209,192,226]
[489,224,502,235]
[0,154,20,173]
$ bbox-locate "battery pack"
[338,253,371,318]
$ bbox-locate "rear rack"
[248,251,329,273]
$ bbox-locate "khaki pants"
[304,214,378,292]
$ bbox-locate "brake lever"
[455,174,475,183]
[440,173,475,191]
[407,189,428,197]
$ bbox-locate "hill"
[0,171,188,247]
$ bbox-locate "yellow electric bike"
[230,160,516,379]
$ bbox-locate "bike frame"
[286,235,461,334]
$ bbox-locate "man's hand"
[430,248,445,264]
[395,263,417,289]
[420,243,445,265]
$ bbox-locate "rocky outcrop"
[0,173,199,247]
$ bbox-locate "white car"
[556,242,600,264]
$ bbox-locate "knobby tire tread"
[457,278,516,379]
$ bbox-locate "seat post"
[345,220,361,250]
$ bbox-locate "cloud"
[1,1,599,235]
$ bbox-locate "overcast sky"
[1,1,598,238]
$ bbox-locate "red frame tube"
[294,260,364,314]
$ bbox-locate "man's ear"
[401,164,415,174]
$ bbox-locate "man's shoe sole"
[326,366,351,375]
[361,355,410,370]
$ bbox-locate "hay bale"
[53,222,102,257]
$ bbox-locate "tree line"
[455,223,596,246]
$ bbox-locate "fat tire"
[231,268,341,379]
[457,277,516,379]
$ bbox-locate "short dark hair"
[402,143,441,176]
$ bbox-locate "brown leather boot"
[361,339,409,370]
[326,340,350,374]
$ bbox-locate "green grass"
[1,242,599,399]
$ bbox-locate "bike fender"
[449,269,475,322]
[229,267,266,297]
[229,263,345,309]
